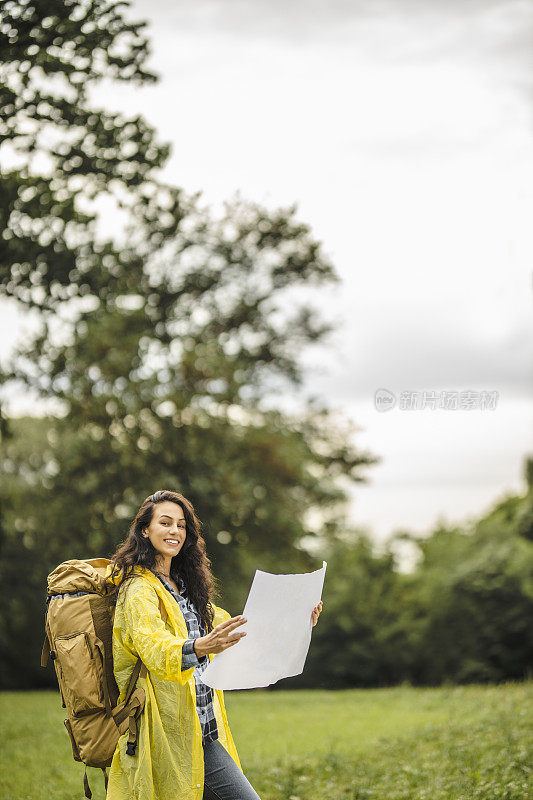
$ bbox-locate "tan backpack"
[41,557,167,799]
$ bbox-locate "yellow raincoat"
[104,564,242,800]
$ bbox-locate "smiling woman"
[105,488,261,800]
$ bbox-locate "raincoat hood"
[104,561,149,588]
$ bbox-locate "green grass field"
[1,681,531,800]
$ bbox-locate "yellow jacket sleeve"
[123,580,196,685]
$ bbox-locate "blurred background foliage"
[0,0,532,690]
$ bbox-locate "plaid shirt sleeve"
[181,637,202,670]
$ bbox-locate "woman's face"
[143,501,187,561]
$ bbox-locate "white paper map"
[200,560,327,690]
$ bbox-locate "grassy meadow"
[0,681,531,800]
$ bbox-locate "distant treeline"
[298,460,533,689]
[1,415,531,690]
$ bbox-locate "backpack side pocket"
[55,631,105,715]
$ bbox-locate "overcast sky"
[2,0,532,556]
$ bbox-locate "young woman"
[105,488,322,800]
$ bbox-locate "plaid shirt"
[152,571,219,744]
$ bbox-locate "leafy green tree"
[516,456,533,541]
[0,1,379,688]
[408,515,533,685]
[0,0,170,313]
[0,417,53,688]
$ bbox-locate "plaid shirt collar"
[151,570,187,594]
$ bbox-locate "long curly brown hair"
[108,489,219,632]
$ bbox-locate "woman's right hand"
[193,615,247,658]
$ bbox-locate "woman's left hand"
[311,601,323,627]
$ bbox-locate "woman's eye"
[160,521,185,528]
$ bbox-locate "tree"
[0,0,169,311]
[517,456,533,541]
[408,517,533,685]
[0,1,379,688]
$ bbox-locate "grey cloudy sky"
[2,0,532,556]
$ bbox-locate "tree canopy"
[0,0,378,688]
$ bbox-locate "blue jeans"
[202,739,261,800]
